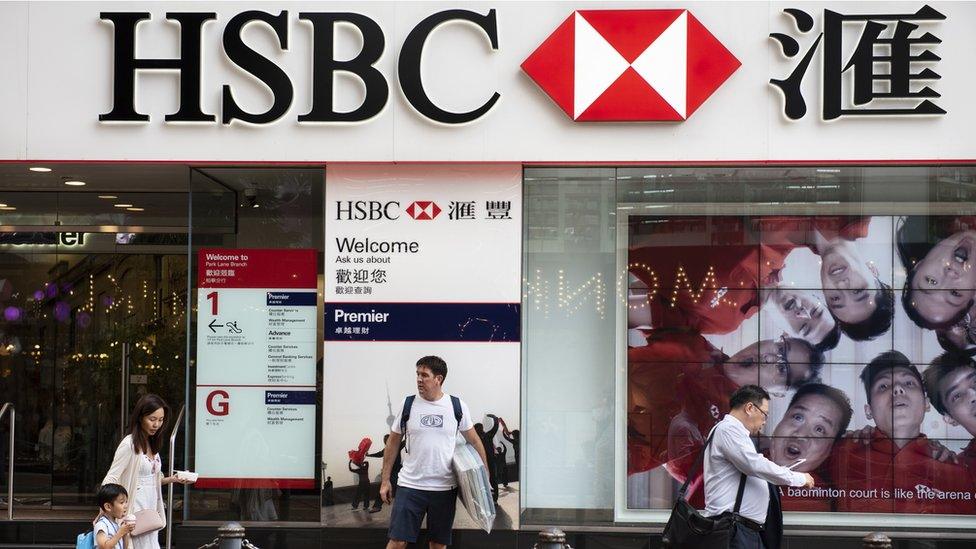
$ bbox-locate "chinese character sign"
[771,5,946,120]
[193,249,318,489]
[322,164,522,518]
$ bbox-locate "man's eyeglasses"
[751,403,769,421]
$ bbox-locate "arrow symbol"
[208,319,224,333]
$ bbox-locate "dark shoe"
[369,507,382,513]
[351,505,359,510]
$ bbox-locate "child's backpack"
[76,530,95,549]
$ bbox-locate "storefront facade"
[1,1,975,546]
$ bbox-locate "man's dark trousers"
[730,526,765,549]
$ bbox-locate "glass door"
[0,164,194,515]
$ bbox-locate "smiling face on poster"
[626,215,976,515]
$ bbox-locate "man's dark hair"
[787,383,853,440]
[786,338,825,388]
[729,385,771,411]
[859,350,922,404]
[924,351,976,416]
[896,216,936,272]
[834,281,894,341]
[97,483,127,511]
[417,355,448,382]
[813,323,842,352]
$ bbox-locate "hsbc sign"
[100,9,501,125]
[7,1,964,162]
[99,6,739,126]
[334,200,442,220]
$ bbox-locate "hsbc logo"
[521,10,740,121]
[405,201,442,220]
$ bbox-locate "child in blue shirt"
[94,484,133,549]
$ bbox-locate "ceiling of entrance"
[0,163,325,193]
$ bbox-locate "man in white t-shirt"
[380,356,488,549]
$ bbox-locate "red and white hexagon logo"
[521,10,741,121]
[405,201,441,220]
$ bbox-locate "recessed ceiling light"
[0,204,6,208]
[126,207,145,212]
[29,167,51,173]
[98,195,118,199]
[0,206,16,211]
[64,180,86,186]
[114,204,133,208]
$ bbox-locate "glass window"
[524,165,976,529]
[522,168,617,525]
[186,167,323,523]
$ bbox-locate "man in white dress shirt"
[704,385,815,549]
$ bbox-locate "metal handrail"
[120,343,129,436]
[1,403,14,520]
[166,403,185,549]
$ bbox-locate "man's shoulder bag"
[661,428,747,549]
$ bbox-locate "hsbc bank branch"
[1,1,976,547]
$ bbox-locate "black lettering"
[398,9,500,124]
[298,13,388,122]
[100,12,216,122]
[354,202,369,220]
[221,11,294,124]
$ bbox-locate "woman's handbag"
[661,429,747,549]
[131,509,165,536]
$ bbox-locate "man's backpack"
[400,395,462,453]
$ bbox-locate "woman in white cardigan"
[102,394,193,549]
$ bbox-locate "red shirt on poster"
[756,216,870,280]
[629,243,765,335]
[959,439,976,469]
[628,330,738,476]
[628,217,869,336]
[830,431,976,514]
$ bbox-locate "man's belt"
[735,514,765,532]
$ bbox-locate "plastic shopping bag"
[452,438,496,533]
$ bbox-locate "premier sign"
[99,9,500,125]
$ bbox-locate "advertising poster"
[323,164,521,528]
[626,215,976,515]
[194,248,318,489]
